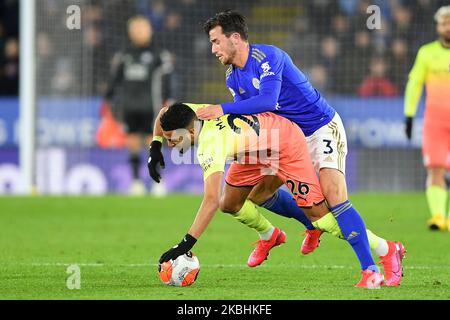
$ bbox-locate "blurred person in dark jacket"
[103,15,174,195]
[0,37,18,95]
[358,56,398,97]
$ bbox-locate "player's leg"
[447,169,450,232]
[310,114,378,272]
[312,113,405,285]
[220,181,273,239]
[222,164,286,267]
[423,121,449,230]
[248,175,316,230]
[273,132,383,288]
[319,168,380,269]
[123,111,145,195]
[127,134,146,195]
[425,167,447,230]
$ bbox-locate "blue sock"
[330,200,379,272]
[261,189,315,230]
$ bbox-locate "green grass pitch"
[0,193,449,300]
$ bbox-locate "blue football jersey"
[221,44,336,137]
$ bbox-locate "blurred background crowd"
[0,0,19,96]
[1,0,448,100]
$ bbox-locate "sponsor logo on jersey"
[260,62,275,79]
[141,52,154,64]
[200,156,214,172]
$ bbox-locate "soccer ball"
[158,251,200,287]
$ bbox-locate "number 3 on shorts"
[323,139,333,154]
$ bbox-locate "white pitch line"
[24,263,450,270]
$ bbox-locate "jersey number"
[286,180,310,197]
[323,139,333,154]
[227,115,260,136]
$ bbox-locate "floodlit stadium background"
[1,0,447,195]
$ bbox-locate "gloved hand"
[405,117,413,140]
[148,140,165,183]
[159,234,197,263]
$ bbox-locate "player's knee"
[320,170,348,206]
[219,198,243,214]
[322,184,347,207]
[427,168,447,187]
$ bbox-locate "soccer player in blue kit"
[195,10,406,287]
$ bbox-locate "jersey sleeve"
[404,46,427,117]
[104,52,124,100]
[185,103,208,113]
[197,130,228,180]
[221,49,283,114]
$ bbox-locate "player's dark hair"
[160,103,197,131]
[203,10,248,40]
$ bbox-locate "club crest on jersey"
[141,52,154,64]
[252,78,260,89]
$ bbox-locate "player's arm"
[148,106,168,183]
[159,130,227,263]
[104,52,124,103]
[187,171,223,238]
[159,172,222,263]
[197,52,283,120]
[101,52,125,117]
[157,50,176,107]
[404,47,427,139]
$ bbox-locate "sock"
[261,189,315,230]
[426,186,447,218]
[129,153,140,180]
[259,226,275,240]
[366,229,389,257]
[312,214,390,257]
[312,212,345,239]
[232,200,274,239]
[448,190,450,217]
[330,200,378,272]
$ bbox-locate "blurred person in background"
[318,36,344,94]
[0,37,18,95]
[308,64,329,94]
[391,4,414,43]
[389,38,412,92]
[358,55,398,97]
[102,15,174,196]
[404,5,450,231]
[341,30,373,94]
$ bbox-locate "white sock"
[259,226,275,240]
[375,239,389,257]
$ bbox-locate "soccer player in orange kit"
[404,6,450,231]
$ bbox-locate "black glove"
[405,117,413,140]
[159,234,197,263]
[148,140,165,183]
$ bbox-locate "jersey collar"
[236,44,252,71]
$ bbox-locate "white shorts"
[306,113,348,174]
